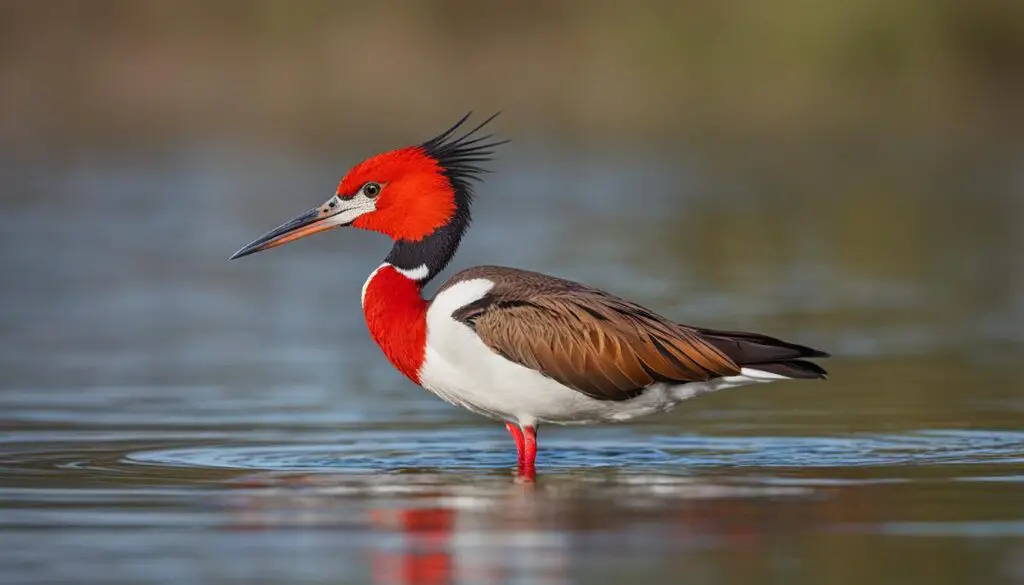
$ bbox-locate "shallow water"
[1,146,1022,584]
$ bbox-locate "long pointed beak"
[230,207,336,260]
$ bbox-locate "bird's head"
[230,113,505,259]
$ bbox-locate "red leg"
[520,425,538,481]
[505,422,525,469]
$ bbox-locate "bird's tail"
[697,327,830,380]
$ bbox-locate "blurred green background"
[2,0,1022,147]
[1,2,1023,585]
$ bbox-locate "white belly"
[417,278,785,426]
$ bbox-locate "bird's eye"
[363,182,381,198]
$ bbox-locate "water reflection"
[221,473,813,585]
[223,476,554,584]
[366,489,571,585]
[192,467,1024,584]
[368,506,459,585]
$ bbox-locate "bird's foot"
[506,421,538,481]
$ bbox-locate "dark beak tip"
[228,242,263,260]
[229,247,255,260]
[228,206,322,262]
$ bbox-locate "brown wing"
[444,267,740,401]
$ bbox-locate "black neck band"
[384,211,469,285]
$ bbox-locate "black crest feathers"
[421,112,508,204]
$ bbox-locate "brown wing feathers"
[443,266,828,401]
[450,281,739,400]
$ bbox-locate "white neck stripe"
[393,263,430,281]
[361,264,387,306]
[360,263,430,307]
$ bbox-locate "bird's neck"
[360,215,469,385]
[383,212,468,287]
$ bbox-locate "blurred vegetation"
[0,0,1021,152]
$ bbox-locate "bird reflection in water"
[368,506,455,585]
[223,474,568,585]
[220,471,860,584]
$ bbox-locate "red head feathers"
[339,112,507,242]
[229,113,505,261]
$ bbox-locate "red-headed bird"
[231,114,829,480]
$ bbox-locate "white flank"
[417,280,797,426]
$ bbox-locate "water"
[1,145,1022,584]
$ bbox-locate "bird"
[230,113,829,481]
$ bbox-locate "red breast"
[361,265,428,384]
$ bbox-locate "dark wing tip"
[698,327,830,363]
[754,359,829,380]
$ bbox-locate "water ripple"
[123,429,1024,473]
